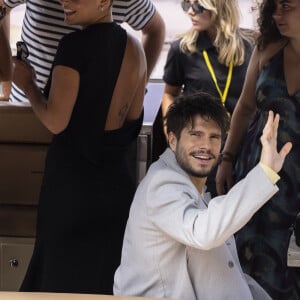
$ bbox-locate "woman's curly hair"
[255,0,288,50]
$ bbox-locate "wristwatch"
[0,6,6,21]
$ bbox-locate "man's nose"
[198,136,212,149]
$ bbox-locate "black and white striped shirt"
[4,0,155,102]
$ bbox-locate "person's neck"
[287,38,300,59]
[189,176,207,195]
[205,27,217,42]
[82,11,112,28]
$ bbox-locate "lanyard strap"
[202,50,233,105]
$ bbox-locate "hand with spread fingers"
[11,56,36,94]
[259,111,292,173]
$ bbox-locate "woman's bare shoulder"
[126,33,145,60]
[125,32,147,76]
[258,40,288,70]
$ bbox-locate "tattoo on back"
[118,103,129,125]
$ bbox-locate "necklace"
[202,50,233,106]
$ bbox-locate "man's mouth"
[191,151,214,161]
[193,154,210,160]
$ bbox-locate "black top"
[163,31,252,114]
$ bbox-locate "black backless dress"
[20,22,143,294]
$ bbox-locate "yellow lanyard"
[202,50,233,105]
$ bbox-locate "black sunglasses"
[181,1,206,14]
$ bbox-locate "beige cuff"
[259,162,280,184]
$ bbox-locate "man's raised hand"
[260,111,292,173]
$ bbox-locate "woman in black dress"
[11,0,146,294]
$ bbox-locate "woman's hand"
[216,160,234,195]
[12,56,36,93]
[0,20,12,82]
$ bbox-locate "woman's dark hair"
[255,0,286,50]
[165,92,230,140]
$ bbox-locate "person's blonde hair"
[179,0,254,66]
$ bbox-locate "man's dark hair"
[165,92,230,140]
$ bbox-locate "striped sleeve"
[6,0,156,103]
[112,0,155,30]
[6,0,79,102]
[3,0,25,8]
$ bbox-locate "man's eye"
[190,132,201,137]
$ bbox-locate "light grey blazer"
[114,148,277,300]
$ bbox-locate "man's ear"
[98,0,111,10]
[168,132,177,152]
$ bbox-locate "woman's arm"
[216,46,260,195]
[12,57,79,134]
[141,10,165,80]
[161,83,181,137]
[0,18,12,82]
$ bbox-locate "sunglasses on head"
[181,1,206,14]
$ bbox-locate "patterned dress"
[234,48,300,300]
